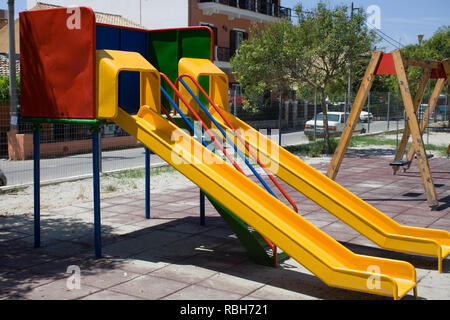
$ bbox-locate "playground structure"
[19,7,450,300]
[327,51,449,208]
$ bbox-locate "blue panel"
[120,29,148,59]
[96,25,120,50]
[118,29,149,115]
[95,26,149,115]
[118,71,140,114]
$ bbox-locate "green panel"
[180,29,211,111]
[198,75,210,115]
[148,30,179,111]
[204,192,289,267]
[148,28,212,113]
[180,29,212,60]
[170,115,194,135]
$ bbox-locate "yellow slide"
[209,108,450,273]
[96,49,418,299]
[114,105,417,299]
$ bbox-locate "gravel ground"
[1,131,447,217]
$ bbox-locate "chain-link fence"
[0,89,448,188]
[0,113,153,186]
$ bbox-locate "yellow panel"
[178,58,228,116]
[96,49,161,120]
[113,105,417,300]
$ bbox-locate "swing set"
[327,50,449,208]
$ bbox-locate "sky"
[1,0,449,51]
[280,0,450,51]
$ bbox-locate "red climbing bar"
[175,74,298,214]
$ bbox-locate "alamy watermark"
[366,5,381,30]
[66,7,81,30]
[366,265,381,290]
[170,123,280,174]
[66,265,81,290]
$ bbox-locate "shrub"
[286,137,338,157]
[0,75,20,103]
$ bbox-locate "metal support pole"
[200,190,205,226]
[278,95,282,145]
[396,119,399,151]
[98,127,103,173]
[314,91,317,140]
[344,92,347,117]
[33,125,40,248]
[367,92,371,133]
[233,85,237,117]
[7,0,18,132]
[145,147,151,219]
[92,128,102,258]
[387,92,391,131]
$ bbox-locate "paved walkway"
[0,155,449,300]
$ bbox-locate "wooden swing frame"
[326,50,449,208]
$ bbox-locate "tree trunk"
[320,91,330,154]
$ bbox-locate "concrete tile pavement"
[0,155,449,300]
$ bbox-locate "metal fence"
[0,90,448,188]
[229,89,448,132]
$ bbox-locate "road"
[0,120,404,187]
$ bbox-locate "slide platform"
[114,105,417,299]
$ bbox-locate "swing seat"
[389,160,411,167]
[414,154,434,159]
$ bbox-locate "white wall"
[27,0,189,29]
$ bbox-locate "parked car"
[0,169,6,187]
[418,104,435,121]
[436,105,448,121]
[304,112,365,138]
[360,111,373,122]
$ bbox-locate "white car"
[304,112,365,138]
[360,111,373,122]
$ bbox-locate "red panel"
[20,7,96,119]
[430,62,447,79]
[375,53,396,75]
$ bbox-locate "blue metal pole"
[33,126,40,248]
[145,147,150,219]
[92,128,102,258]
[200,190,205,226]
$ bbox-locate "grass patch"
[348,135,398,147]
[103,166,177,179]
[349,134,447,156]
[0,186,28,195]
[151,166,176,176]
[103,184,118,192]
[286,138,338,157]
[76,185,87,200]
[104,169,145,179]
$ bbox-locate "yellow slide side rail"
[96,49,161,120]
[178,58,229,116]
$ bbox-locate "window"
[230,29,248,57]
[200,23,218,47]
[316,113,340,122]
[200,23,218,60]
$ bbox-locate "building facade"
[26,1,291,79]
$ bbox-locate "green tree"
[231,2,377,154]
[230,19,295,113]
[376,25,449,96]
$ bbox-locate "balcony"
[198,0,292,23]
[216,46,231,62]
